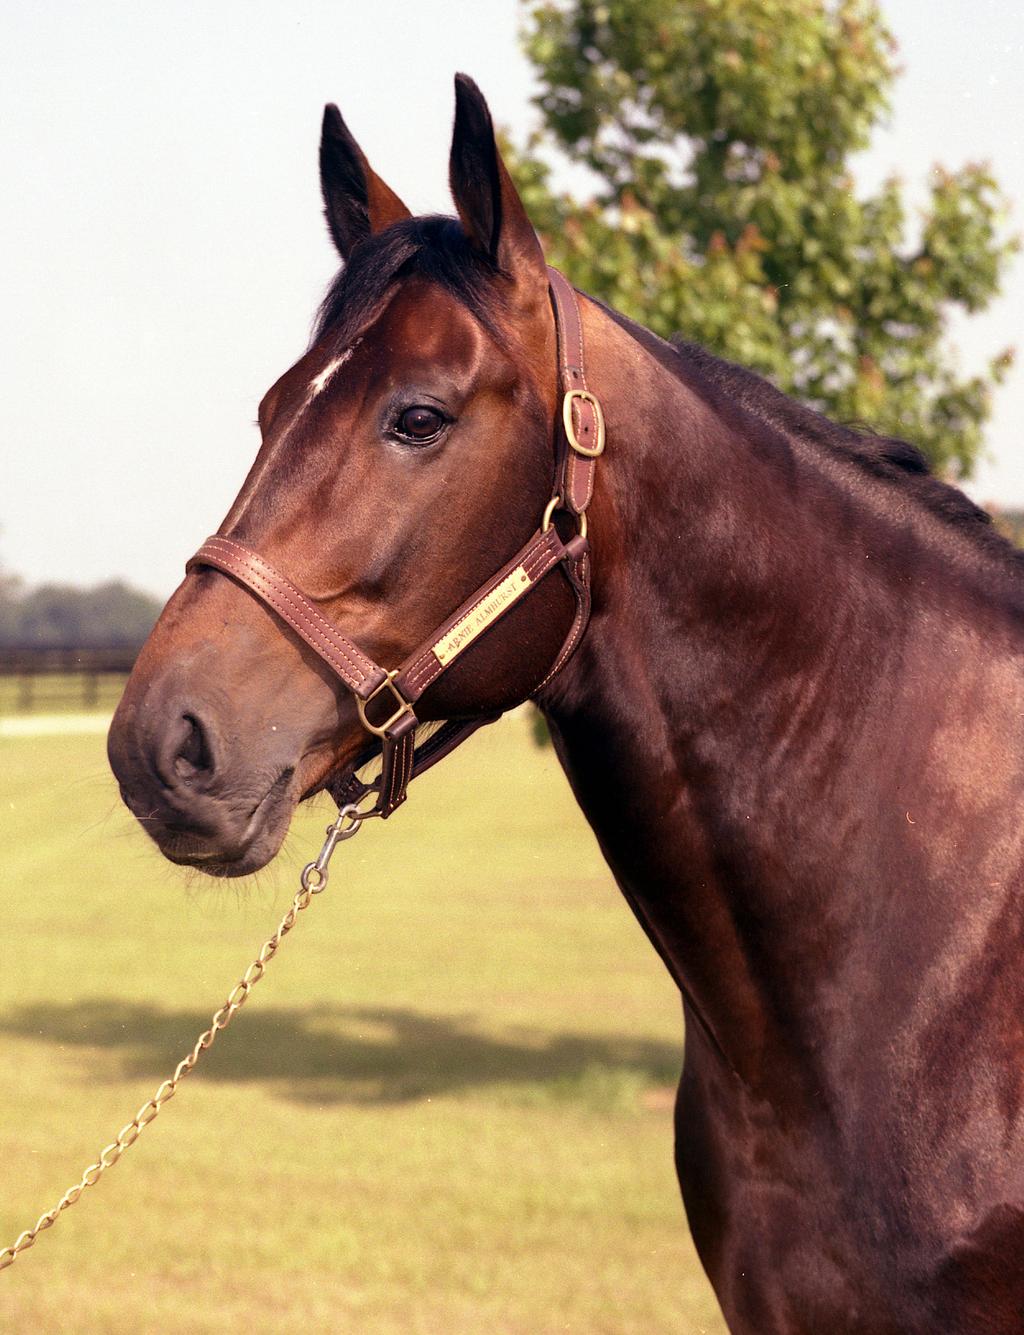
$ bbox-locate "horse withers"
[108,76,1024,1333]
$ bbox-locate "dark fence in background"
[0,647,138,714]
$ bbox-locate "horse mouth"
[132,766,300,879]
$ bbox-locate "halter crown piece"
[186,267,604,819]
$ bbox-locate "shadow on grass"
[0,1000,682,1110]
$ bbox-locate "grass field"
[0,711,727,1333]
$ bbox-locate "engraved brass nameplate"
[432,565,532,666]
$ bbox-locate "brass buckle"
[562,389,606,458]
[356,670,413,738]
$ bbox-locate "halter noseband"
[185,267,604,819]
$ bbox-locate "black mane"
[668,336,1023,570]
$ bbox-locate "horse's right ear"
[320,105,411,261]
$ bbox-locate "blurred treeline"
[0,573,161,649]
[991,509,1024,548]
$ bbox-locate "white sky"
[2,0,1021,597]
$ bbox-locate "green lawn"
[0,712,726,1333]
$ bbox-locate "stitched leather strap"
[377,718,416,817]
[186,535,387,700]
[326,714,499,812]
[394,525,585,705]
[187,534,417,818]
[547,267,602,517]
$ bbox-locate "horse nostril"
[173,713,213,782]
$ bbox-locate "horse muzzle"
[107,689,302,877]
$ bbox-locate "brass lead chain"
[0,803,365,1274]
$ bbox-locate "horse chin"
[161,822,290,880]
[140,766,301,880]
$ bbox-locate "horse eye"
[394,405,446,443]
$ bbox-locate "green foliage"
[513,0,1018,475]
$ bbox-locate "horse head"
[107,77,590,877]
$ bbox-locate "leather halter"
[185,266,604,819]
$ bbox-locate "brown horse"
[108,76,1024,1333]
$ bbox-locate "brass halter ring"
[541,495,588,541]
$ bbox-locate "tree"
[0,579,162,649]
[0,544,25,646]
[510,0,1016,475]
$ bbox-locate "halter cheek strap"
[548,266,604,516]
[186,267,603,818]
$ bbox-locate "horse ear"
[449,75,548,306]
[320,104,411,260]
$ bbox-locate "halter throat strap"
[186,267,602,818]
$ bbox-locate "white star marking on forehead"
[308,339,361,401]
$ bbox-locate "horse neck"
[538,304,1024,1098]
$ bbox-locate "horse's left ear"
[449,74,548,309]
[320,104,411,261]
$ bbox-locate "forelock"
[312,216,509,351]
